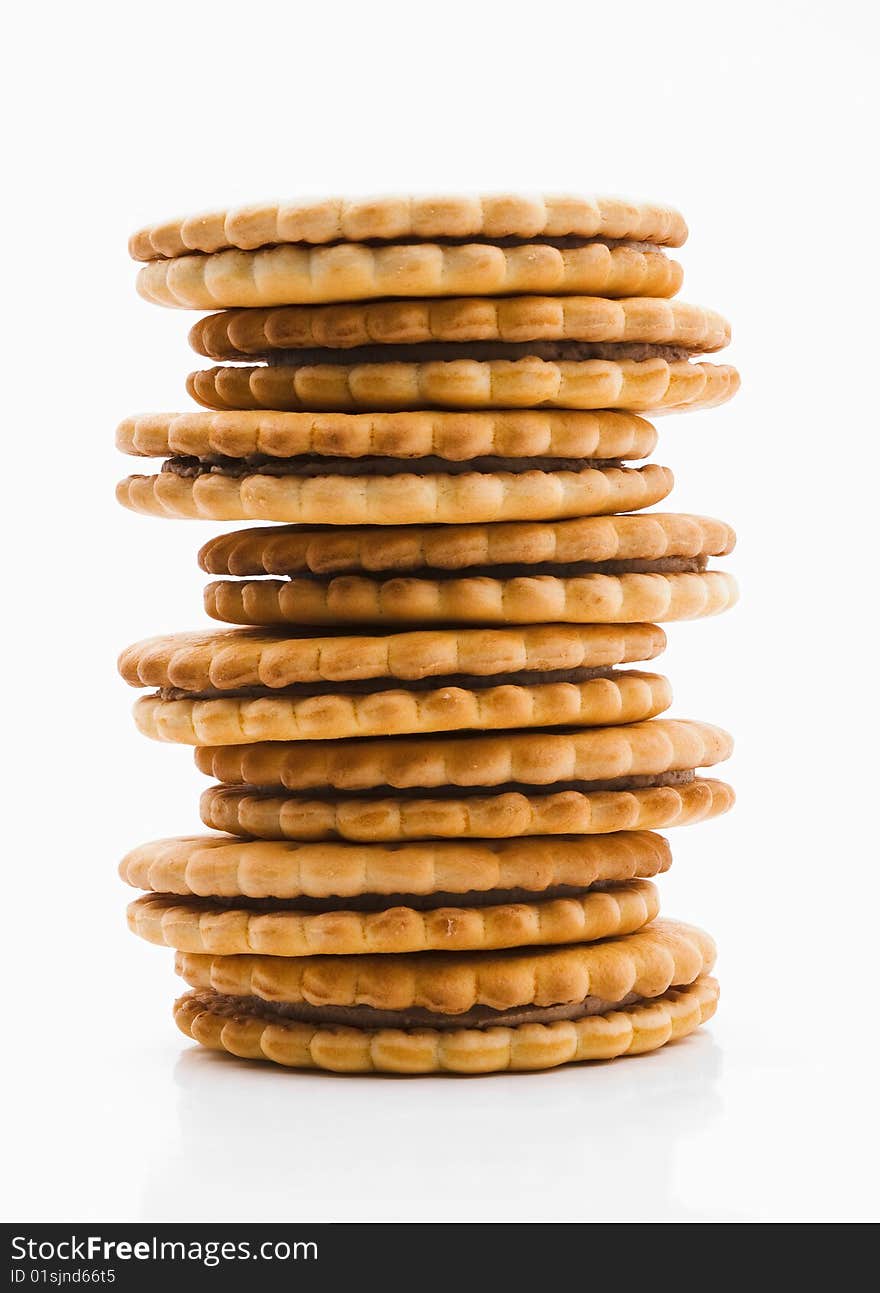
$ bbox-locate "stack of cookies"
[118,193,738,1075]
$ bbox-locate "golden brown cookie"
[171,919,717,1072]
[198,514,734,577]
[130,193,689,260]
[119,830,673,900]
[195,717,732,791]
[132,669,672,745]
[126,877,660,956]
[117,461,673,524]
[137,241,683,309]
[199,778,734,842]
[173,976,718,1072]
[195,716,734,842]
[116,408,658,463]
[119,624,667,691]
[186,358,738,413]
[193,713,733,843]
[189,297,729,360]
[204,569,737,627]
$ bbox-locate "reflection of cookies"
[186,358,738,413]
[120,624,667,690]
[132,670,671,745]
[199,514,734,577]
[117,408,658,463]
[118,461,673,524]
[189,297,729,360]
[204,569,737,627]
[196,717,732,790]
[127,878,659,956]
[199,777,734,842]
[130,193,689,260]
[137,241,683,309]
[119,830,673,900]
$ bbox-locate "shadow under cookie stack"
[118,193,738,1075]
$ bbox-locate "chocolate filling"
[211,770,696,803]
[231,236,663,253]
[162,454,623,479]
[261,341,693,365]
[157,663,619,702]
[355,236,660,251]
[185,552,707,580]
[304,556,707,580]
[201,990,646,1030]
[196,552,708,579]
[170,880,618,915]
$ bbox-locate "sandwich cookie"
[122,830,673,955]
[121,623,671,745]
[132,193,689,309]
[116,407,673,525]
[197,512,736,626]
[122,817,669,962]
[193,718,734,841]
[122,830,673,956]
[183,295,736,414]
[170,920,718,1073]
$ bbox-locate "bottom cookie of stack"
[173,921,717,1075]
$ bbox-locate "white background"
[3,0,878,1224]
